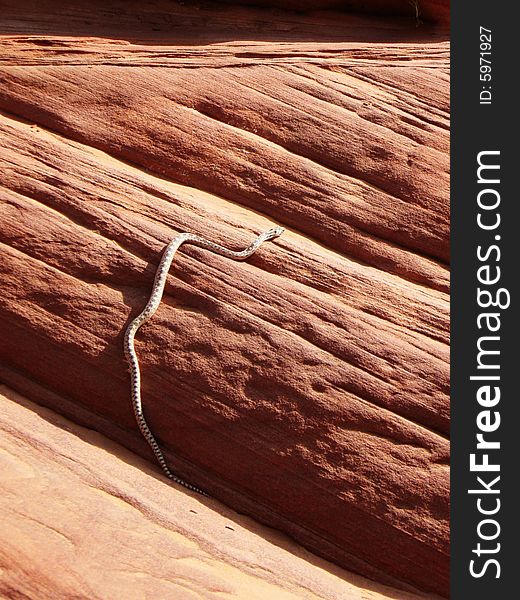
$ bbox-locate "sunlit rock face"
[0,0,449,596]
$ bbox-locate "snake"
[124,226,284,495]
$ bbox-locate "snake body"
[124,227,284,495]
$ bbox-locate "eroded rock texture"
[2,385,438,600]
[0,0,449,597]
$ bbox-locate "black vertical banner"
[452,1,518,598]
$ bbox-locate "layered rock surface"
[2,385,438,600]
[0,1,449,597]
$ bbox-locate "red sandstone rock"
[0,1,449,596]
[219,1,449,24]
[1,385,438,600]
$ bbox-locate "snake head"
[264,226,285,240]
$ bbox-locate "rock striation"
[2,385,441,600]
[0,1,449,596]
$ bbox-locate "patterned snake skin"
[124,227,284,495]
